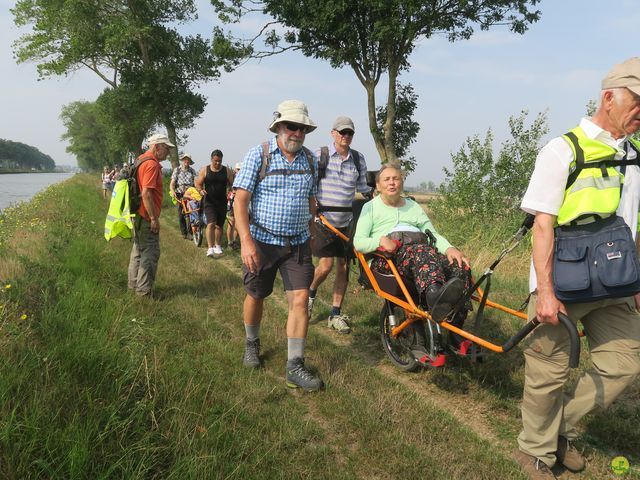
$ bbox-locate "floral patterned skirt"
[371,243,472,311]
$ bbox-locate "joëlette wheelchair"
[179,196,204,248]
[316,184,580,372]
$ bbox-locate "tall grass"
[0,175,637,479]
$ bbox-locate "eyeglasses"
[284,122,307,133]
[337,129,354,137]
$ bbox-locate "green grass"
[0,174,638,479]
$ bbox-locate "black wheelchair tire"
[380,301,426,372]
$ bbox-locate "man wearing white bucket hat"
[233,100,324,392]
[127,133,174,298]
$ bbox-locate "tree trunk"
[384,62,399,164]
[164,118,179,169]
[365,81,386,163]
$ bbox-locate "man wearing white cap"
[170,153,197,239]
[127,133,174,297]
[233,100,324,392]
[515,58,640,478]
[308,116,370,333]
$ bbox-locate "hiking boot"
[242,338,261,368]
[327,314,351,334]
[206,247,215,258]
[514,450,556,479]
[556,436,585,472]
[285,358,324,392]
[307,296,315,318]
[425,277,464,323]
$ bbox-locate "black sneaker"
[243,338,261,368]
[425,277,464,323]
[285,358,324,392]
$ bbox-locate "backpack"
[318,146,365,186]
[258,141,315,183]
[116,157,152,214]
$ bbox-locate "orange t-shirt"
[136,151,163,221]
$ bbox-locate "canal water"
[0,172,76,211]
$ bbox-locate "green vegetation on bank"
[0,174,638,479]
[0,138,56,172]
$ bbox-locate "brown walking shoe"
[556,436,585,472]
[514,450,557,480]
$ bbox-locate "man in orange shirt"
[127,133,174,297]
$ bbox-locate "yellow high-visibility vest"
[557,127,640,225]
[104,179,134,241]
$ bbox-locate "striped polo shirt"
[315,144,369,227]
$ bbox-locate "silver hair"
[375,162,403,183]
[601,87,627,107]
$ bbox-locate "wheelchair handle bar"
[501,312,580,368]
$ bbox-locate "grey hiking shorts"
[243,239,313,298]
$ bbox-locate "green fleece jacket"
[353,195,453,254]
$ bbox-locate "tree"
[0,139,56,171]
[60,101,118,171]
[375,82,420,171]
[13,0,248,167]
[430,110,548,245]
[213,0,541,169]
[60,87,157,171]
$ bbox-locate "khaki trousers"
[517,294,640,467]
[127,217,161,296]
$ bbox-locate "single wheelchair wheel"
[192,227,203,247]
[380,301,427,372]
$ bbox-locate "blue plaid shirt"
[233,137,318,246]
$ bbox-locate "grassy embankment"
[0,174,637,479]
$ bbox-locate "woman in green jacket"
[354,164,471,326]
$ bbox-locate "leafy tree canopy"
[430,110,548,245]
[0,139,56,171]
[13,0,249,167]
[213,0,541,170]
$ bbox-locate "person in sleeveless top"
[195,149,234,257]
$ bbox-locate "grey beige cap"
[602,57,640,95]
[147,133,175,148]
[269,100,317,133]
[332,116,355,132]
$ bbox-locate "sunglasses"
[337,129,354,136]
[284,122,308,133]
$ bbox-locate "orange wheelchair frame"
[316,207,580,372]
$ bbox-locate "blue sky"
[1,0,639,185]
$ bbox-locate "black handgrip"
[501,312,580,369]
[502,318,540,353]
[521,213,535,230]
[557,312,581,368]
